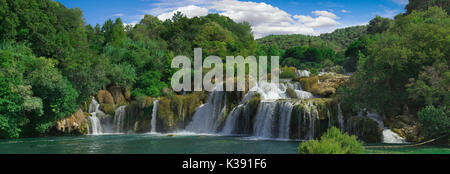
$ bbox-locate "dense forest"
[0,0,449,141]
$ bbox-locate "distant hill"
[257,25,368,52]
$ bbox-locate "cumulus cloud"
[146,0,341,38]
[312,10,339,19]
[157,5,209,21]
[341,9,351,13]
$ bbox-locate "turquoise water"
[0,133,300,154]
[1,133,448,154]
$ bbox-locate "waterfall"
[113,106,126,133]
[253,102,277,138]
[303,101,318,140]
[89,115,102,135]
[278,102,293,139]
[366,112,406,144]
[296,70,311,77]
[221,104,244,135]
[338,104,344,130]
[186,90,226,133]
[151,100,159,133]
[250,82,287,100]
[88,98,105,135]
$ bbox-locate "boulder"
[390,115,424,143]
[108,86,126,105]
[97,90,114,105]
[55,109,89,135]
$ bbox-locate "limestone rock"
[55,109,89,135]
[97,90,114,105]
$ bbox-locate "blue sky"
[56,0,407,38]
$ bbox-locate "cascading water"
[338,104,344,130]
[113,106,126,133]
[222,81,315,139]
[277,102,293,139]
[88,98,105,135]
[151,100,159,133]
[253,102,278,138]
[366,112,406,144]
[186,90,226,133]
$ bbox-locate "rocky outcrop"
[54,109,89,135]
[389,115,424,143]
[297,73,349,97]
[97,90,114,105]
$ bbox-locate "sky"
[56,0,408,38]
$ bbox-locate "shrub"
[418,106,450,139]
[298,127,364,154]
[286,88,298,99]
[280,67,297,79]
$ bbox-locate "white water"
[88,98,105,135]
[253,102,277,138]
[296,70,311,77]
[151,100,159,133]
[302,101,318,140]
[186,90,226,133]
[113,106,126,133]
[366,112,406,144]
[221,104,245,135]
[277,102,293,139]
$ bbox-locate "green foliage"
[406,0,450,14]
[132,71,168,98]
[418,106,450,139]
[0,42,77,137]
[107,63,137,89]
[338,7,450,116]
[367,16,393,35]
[407,62,450,107]
[280,67,297,79]
[258,25,367,52]
[298,127,364,154]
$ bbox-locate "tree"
[367,16,392,35]
[418,106,450,139]
[406,0,450,14]
[338,7,450,117]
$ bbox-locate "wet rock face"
[108,86,126,105]
[346,116,383,143]
[390,115,424,143]
[54,109,89,135]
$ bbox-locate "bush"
[418,106,450,139]
[298,127,364,154]
[280,67,297,79]
[286,88,298,99]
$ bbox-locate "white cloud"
[341,9,351,13]
[144,0,341,38]
[312,10,339,19]
[157,5,209,21]
[391,0,408,5]
[113,13,125,17]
